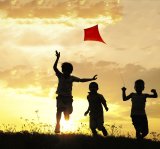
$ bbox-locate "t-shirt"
[55,71,80,96]
[87,92,106,118]
[131,93,146,116]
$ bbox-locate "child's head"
[89,82,99,92]
[61,62,73,75]
[134,79,145,93]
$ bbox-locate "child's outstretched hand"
[105,107,109,112]
[55,50,60,59]
[84,111,89,116]
[92,75,97,80]
[151,89,156,93]
[121,87,126,91]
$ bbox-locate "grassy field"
[0,131,160,149]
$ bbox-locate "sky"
[0,0,160,136]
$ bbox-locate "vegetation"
[0,111,159,149]
[0,131,160,149]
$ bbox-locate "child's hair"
[61,62,73,74]
[134,79,145,90]
[89,82,99,90]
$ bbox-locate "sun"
[60,116,77,133]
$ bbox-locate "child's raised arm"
[146,89,158,98]
[121,87,132,101]
[53,50,61,74]
[79,75,97,82]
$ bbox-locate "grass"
[0,131,160,149]
[1,111,160,149]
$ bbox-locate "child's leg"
[97,117,108,136]
[55,95,66,133]
[56,96,63,124]
[55,108,63,133]
[131,115,142,139]
[64,109,70,121]
[101,126,108,136]
[91,128,98,136]
[56,110,62,124]
[90,116,97,136]
[64,101,73,121]
[97,124,108,136]
[141,115,149,138]
[136,131,141,139]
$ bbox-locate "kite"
[84,25,106,44]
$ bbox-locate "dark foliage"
[0,132,160,149]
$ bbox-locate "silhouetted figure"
[121,79,158,140]
[53,51,97,133]
[84,82,109,137]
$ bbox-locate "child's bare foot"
[55,123,60,133]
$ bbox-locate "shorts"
[89,115,104,130]
[131,115,148,133]
[56,95,73,115]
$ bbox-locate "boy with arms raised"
[122,79,158,140]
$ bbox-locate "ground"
[0,132,160,149]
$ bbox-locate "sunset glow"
[60,118,77,133]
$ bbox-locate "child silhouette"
[121,79,158,140]
[84,82,109,137]
[53,51,97,133]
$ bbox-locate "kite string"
[115,68,126,87]
[119,72,125,87]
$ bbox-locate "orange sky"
[0,0,160,136]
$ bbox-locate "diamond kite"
[84,25,106,44]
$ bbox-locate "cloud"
[17,30,54,46]
[0,64,55,97]
[0,0,122,25]
[0,64,54,87]
[16,25,82,47]
[0,53,160,117]
[0,46,32,70]
[0,26,17,45]
[67,60,160,104]
[96,60,118,67]
[147,102,160,119]
[104,0,160,53]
